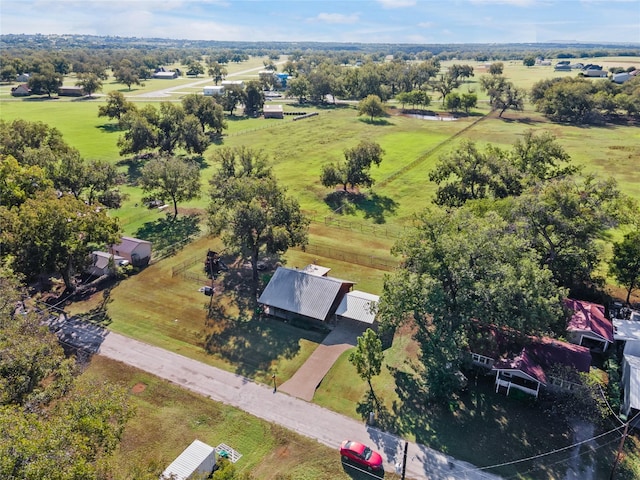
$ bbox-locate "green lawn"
[5,55,640,479]
[84,355,371,480]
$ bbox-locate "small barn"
[87,251,127,277]
[203,85,225,96]
[153,71,178,79]
[263,104,284,119]
[564,298,613,352]
[16,73,30,82]
[258,266,354,326]
[59,86,86,97]
[109,236,152,267]
[10,84,30,96]
[160,439,216,480]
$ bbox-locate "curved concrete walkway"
[97,331,501,480]
[279,321,366,400]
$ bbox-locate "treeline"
[2,33,639,61]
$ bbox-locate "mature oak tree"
[378,206,565,400]
[2,191,121,292]
[610,231,640,304]
[321,140,384,192]
[139,156,201,220]
[208,147,309,297]
[480,75,525,117]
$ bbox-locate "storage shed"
[203,85,225,96]
[160,439,216,480]
[263,104,284,119]
[334,290,379,326]
[109,236,152,267]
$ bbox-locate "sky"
[1,0,639,45]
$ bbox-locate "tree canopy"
[610,230,640,304]
[321,140,384,192]
[139,155,201,220]
[379,206,566,400]
[208,147,309,297]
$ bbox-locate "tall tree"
[208,148,309,297]
[610,231,640,304]
[114,59,143,90]
[75,72,102,97]
[321,141,384,192]
[27,65,62,97]
[480,75,525,117]
[207,61,227,85]
[221,85,247,116]
[511,130,578,185]
[182,93,227,134]
[515,175,623,289]
[139,156,201,220]
[379,206,565,400]
[0,155,52,209]
[98,91,136,122]
[349,328,384,406]
[2,191,121,291]
[244,80,264,116]
[357,94,386,121]
[287,76,310,104]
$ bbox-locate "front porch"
[495,371,541,399]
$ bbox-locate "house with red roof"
[492,338,592,399]
[564,298,614,352]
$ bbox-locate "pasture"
[3,55,640,479]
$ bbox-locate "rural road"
[134,61,285,98]
[96,331,502,480]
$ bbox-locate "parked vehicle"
[339,440,383,471]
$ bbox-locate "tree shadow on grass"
[324,191,398,224]
[356,390,402,435]
[203,260,327,379]
[358,117,394,126]
[134,213,201,252]
[96,123,122,133]
[116,157,146,183]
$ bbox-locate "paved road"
[134,62,284,98]
[97,331,501,480]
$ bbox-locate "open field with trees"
[2,36,640,479]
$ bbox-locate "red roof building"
[564,298,613,352]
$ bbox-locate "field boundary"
[377,112,491,188]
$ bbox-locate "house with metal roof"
[564,298,614,352]
[108,236,152,267]
[258,266,354,326]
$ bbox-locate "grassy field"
[84,355,378,480]
[4,55,640,479]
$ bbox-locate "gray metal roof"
[258,267,353,321]
[160,439,215,480]
[335,290,379,324]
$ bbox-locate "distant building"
[59,86,85,97]
[153,71,178,79]
[10,84,30,96]
[203,85,225,96]
[221,80,244,88]
[108,236,152,267]
[263,104,284,119]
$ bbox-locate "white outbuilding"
[203,85,225,96]
[160,439,216,480]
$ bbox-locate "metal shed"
[160,439,216,480]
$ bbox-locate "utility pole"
[401,441,408,480]
[609,420,629,480]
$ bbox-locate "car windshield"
[362,447,372,460]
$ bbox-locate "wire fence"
[294,243,398,271]
[377,112,490,188]
[310,214,404,240]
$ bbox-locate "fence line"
[377,113,490,188]
[171,253,204,277]
[293,243,398,271]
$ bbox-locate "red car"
[340,440,383,471]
